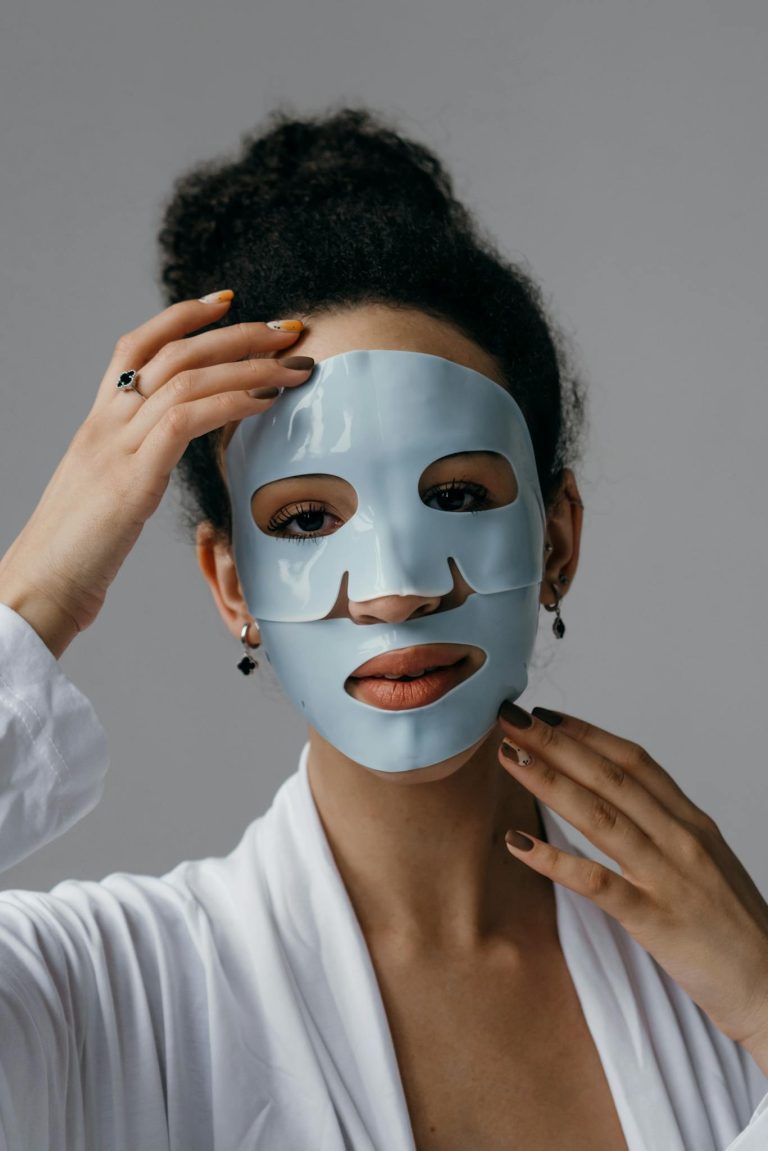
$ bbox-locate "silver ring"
[116,369,145,398]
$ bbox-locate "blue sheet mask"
[225,349,546,773]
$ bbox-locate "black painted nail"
[277,355,315,371]
[498,700,533,728]
[247,386,280,399]
[531,707,563,727]
[505,830,534,852]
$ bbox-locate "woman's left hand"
[497,701,768,1075]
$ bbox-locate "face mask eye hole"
[250,474,358,540]
[418,451,518,512]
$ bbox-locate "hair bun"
[157,101,586,548]
[158,105,474,304]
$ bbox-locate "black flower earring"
[237,620,261,675]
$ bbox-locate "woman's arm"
[0,602,108,873]
[0,603,108,1149]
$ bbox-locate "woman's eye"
[266,503,342,541]
[423,480,491,513]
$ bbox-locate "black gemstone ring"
[116,369,145,398]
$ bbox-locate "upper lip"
[348,645,465,679]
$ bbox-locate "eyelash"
[265,479,492,544]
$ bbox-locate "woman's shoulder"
[0,861,206,994]
[0,751,302,1015]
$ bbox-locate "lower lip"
[348,659,469,710]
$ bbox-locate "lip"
[346,644,480,711]
[349,643,468,679]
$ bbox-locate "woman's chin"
[306,725,491,784]
[359,733,490,785]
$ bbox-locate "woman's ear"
[195,521,260,644]
[540,468,584,606]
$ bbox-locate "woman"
[0,105,766,1150]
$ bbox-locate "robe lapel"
[258,744,703,1151]
[257,743,418,1150]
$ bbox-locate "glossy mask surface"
[226,349,546,772]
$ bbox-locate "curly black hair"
[155,101,588,545]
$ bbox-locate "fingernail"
[277,356,315,371]
[199,289,235,304]
[498,700,533,728]
[500,739,534,766]
[266,319,304,331]
[505,830,535,852]
[247,386,280,399]
[531,707,563,727]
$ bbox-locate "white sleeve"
[0,603,111,1149]
[0,601,108,874]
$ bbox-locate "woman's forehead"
[226,351,537,501]
[286,303,507,389]
[244,352,519,451]
[219,348,512,478]
[218,306,508,459]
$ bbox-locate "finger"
[95,295,301,410]
[124,355,315,448]
[529,708,711,828]
[498,737,662,879]
[135,387,291,481]
[504,831,646,921]
[497,706,692,850]
[118,320,306,402]
[97,294,236,409]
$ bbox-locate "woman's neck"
[306,726,553,959]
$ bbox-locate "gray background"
[1,0,766,894]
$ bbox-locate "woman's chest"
[369,941,629,1151]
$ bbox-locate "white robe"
[0,601,767,1150]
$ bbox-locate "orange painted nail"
[266,319,304,331]
[199,289,235,304]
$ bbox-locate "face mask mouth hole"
[343,649,485,690]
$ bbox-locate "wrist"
[0,581,81,660]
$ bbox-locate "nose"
[347,592,443,626]
[345,554,476,621]
[343,558,475,624]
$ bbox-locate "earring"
[543,581,566,639]
[237,620,261,675]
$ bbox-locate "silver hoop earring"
[543,581,566,639]
[237,620,261,675]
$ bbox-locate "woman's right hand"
[0,292,314,659]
